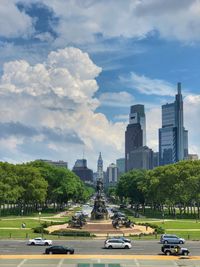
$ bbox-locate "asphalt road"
[1,239,200,255]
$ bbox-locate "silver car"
[104,238,132,249]
[160,234,185,244]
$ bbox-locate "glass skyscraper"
[159,83,188,165]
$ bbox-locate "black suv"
[161,244,189,256]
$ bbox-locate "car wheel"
[183,251,188,256]
[70,251,74,254]
[165,251,171,256]
[164,240,168,244]
[124,245,129,249]
[44,242,49,246]
[179,241,183,244]
[108,245,112,249]
[31,242,35,245]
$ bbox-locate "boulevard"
[1,239,200,256]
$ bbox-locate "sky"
[0,0,200,170]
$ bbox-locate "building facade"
[125,104,152,171]
[128,146,153,170]
[105,163,119,188]
[72,159,93,184]
[39,159,68,169]
[116,158,125,176]
[97,152,104,181]
[159,83,188,165]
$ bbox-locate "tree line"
[0,160,94,215]
[115,160,200,218]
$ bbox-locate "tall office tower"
[125,104,146,171]
[159,83,188,165]
[97,152,104,180]
[129,104,146,145]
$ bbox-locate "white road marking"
[57,258,64,267]
[134,259,140,267]
[17,259,27,267]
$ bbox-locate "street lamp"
[21,209,24,216]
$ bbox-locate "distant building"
[159,83,188,165]
[116,158,125,175]
[188,154,199,160]
[39,159,68,169]
[153,152,159,168]
[105,163,119,188]
[125,104,152,171]
[97,152,104,180]
[129,146,153,170]
[72,159,93,183]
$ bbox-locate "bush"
[51,229,91,237]
[33,226,49,234]
[137,222,165,234]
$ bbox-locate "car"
[45,246,74,254]
[161,244,190,256]
[112,236,131,243]
[27,237,52,246]
[160,234,185,244]
[104,238,132,249]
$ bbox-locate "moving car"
[160,234,185,244]
[161,244,190,256]
[104,238,132,249]
[112,236,131,243]
[45,246,74,254]
[27,237,52,246]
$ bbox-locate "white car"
[27,237,52,246]
[104,238,132,249]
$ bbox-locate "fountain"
[91,179,108,220]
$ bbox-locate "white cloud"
[120,72,176,96]
[18,0,200,45]
[99,91,135,107]
[0,0,34,38]
[0,47,125,169]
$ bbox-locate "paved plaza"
[2,255,200,267]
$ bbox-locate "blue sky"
[0,0,199,169]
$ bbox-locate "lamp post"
[21,209,24,216]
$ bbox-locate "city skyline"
[0,1,200,169]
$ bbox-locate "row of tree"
[115,160,200,217]
[0,160,94,215]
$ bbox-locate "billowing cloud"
[0,47,125,168]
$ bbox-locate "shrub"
[33,226,49,234]
[51,229,91,237]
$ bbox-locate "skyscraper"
[159,82,188,165]
[125,104,147,171]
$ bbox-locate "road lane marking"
[134,259,140,266]
[57,258,64,267]
[17,259,27,267]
